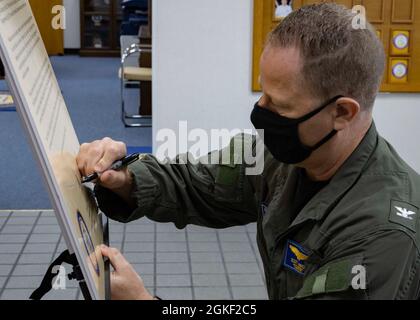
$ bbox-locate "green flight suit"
[95,122,420,299]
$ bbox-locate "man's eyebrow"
[259,78,292,110]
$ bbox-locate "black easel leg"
[79,280,92,300]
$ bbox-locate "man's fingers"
[77,140,104,176]
[76,138,128,189]
[101,245,129,272]
[95,141,127,173]
[76,143,89,174]
[85,141,105,174]
[101,245,151,300]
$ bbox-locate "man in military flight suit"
[77,3,420,299]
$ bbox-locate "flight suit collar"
[289,121,379,228]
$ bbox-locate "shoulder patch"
[389,199,418,232]
[283,240,310,275]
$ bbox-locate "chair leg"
[121,76,152,127]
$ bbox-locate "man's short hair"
[267,3,385,110]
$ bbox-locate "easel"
[30,249,93,300]
[30,215,110,300]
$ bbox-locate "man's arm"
[294,229,420,300]
[77,135,260,229]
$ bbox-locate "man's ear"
[333,97,360,130]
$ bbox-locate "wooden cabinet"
[80,0,122,56]
[253,0,420,93]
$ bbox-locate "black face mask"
[250,95,343,164]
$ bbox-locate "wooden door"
[29,0,64,55]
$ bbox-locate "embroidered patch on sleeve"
[283,239,310,275]
[389,199,418,232]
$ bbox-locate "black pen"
[82,153,140,184]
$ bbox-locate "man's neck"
[303,120,372,181]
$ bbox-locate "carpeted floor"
[0,55,152,209]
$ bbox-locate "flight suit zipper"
[257,209,273,297]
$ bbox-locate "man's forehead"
[259,46,318,112]
[260,46,302,87]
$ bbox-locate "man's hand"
[101,245,154,300]
[76,137,134,202]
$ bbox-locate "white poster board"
[0,0,109,300]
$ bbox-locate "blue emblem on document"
[283,240,310,275]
